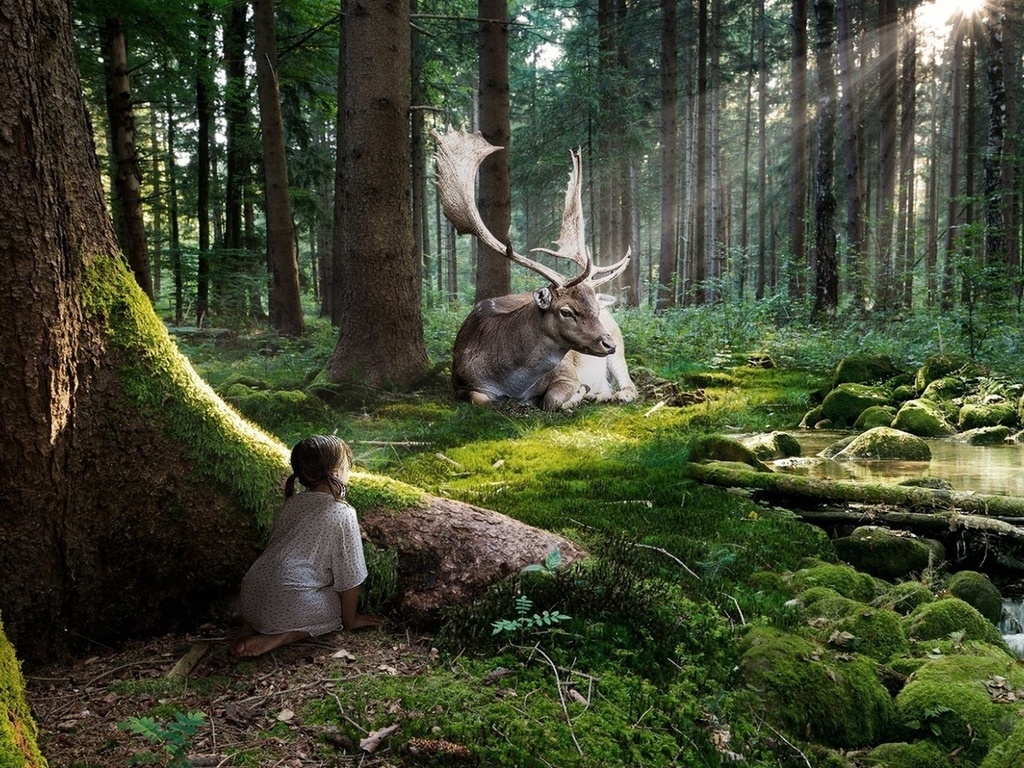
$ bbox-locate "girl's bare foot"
[231,630,310,657]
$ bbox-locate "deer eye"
[559,307,575,320]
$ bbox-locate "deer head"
[432,127,630,289]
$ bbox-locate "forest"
[3,0,1024,766]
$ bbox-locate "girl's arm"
[339,586,383,630]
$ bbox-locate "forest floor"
[25,623,442,767]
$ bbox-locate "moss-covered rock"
[874,581,936,616]
[952,426,1013,445]
[945,571,1003,625]
[833,353,903,388]
[737,626,896,748]
[799,404,826,428]
[892,384,917,404]
[958,402,1019,431]
[854,405,897,430]
[833,427,932,461]
[834,527,945,582]
[891,399,958,438]
[800,594,909,662]
[788,562,881,602]
[915,353,987,393]
[981,716,1024,768]
[920,376,968,402]
[820,383,893,428]
[687,434,772,471]
[862,740,953,768]
[895,649,1024,761]
[0,614,46,768]
[904,598,1007,647]
[742,431,802,460]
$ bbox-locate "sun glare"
[917,0,986,33]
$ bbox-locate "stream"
[777,431,1024,656]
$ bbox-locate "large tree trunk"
[329,0,428,387]
[102,17,153,300]
[874,0,898,311]
[983,2,1007,270]
[0,0,284,663]
[691,0,709,305]
[941,17,966,310]
[789,0,809,301]
[811,0,838,318]
[475,0,512,302]
[196,4,214,325]
[656,0,677,310]
[253,0,304,336]
[837,0,864,308]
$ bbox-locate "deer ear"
[533,287,553,310]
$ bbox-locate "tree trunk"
[837,0,864,308]
[330,6,346,326]
[329,0,428,388]
[475,0,512,302]
[692,0,709,305]
[895,12,917,309]
[196,4,214,325]
[875,0,898,311]
[102,17,153,300]
[789,0,809,301]
[411,0,431,306]
[253,0,304,336]
[941,17,965,310]
[656,0,678,310]
[983,2,1007,270]
[756,0,768,300]
[812,0,838,319]
[924,73,940,306]
[0,0,284,662]
[223,0,250,316]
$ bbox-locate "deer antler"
[432,127,630,288]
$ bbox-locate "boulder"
[864,741,952,768]
[835,526,945,581]
[798,591,909,662]
[895,647,1024,763]
[903,597,1006,646]
[832,353,902,387]
[952,425,1013,445]
[687,434,772,471]
[786,561,881,602]
[737,626,896,748]
[873,580,935,616]
[944,571,1003,625]
[958,401,1018,431]
[854,405,897,430]
[742,431,802,460]
[921,376,968,402]
[833,427,931,461]
[981,717,1024,768]
[891,399,957,437]
[915,353,987,393]
[820,383,892,428]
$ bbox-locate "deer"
[433,127,635,410]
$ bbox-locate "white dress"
[238,491,368,636]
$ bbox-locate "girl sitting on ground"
[232,435,382,657]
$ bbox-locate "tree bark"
[102,17,153,300]
[789,0,809,301]
[874,0,898,311]
[196,4,214,325]
[656,0,678,310]
[475,0,512,302]
[329,0,428,388]
[837,0,864,308]
[811,0,838,319]
[253,0,304,336]
[983,2,1007,270]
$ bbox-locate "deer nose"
[596,336,616,355]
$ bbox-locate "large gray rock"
[833,427,931,461]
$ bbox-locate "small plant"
[491,593,571,636]
[118,710,206,767]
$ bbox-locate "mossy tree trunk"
[0,0,288,664]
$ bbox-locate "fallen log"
[681,462,1024,519]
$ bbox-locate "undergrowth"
[160,299,1024,766]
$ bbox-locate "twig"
[721,592,746,626]
[524,643,583,756]
[630,542,700,580]
[762,719,812,768]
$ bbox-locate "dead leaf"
[277,708,295,722]
[378,663,399,675]
[360,723,400,753]
[332,648,356,661]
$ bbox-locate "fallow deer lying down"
[433,128,636,410]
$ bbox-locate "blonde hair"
[285,435,352,500]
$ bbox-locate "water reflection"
[782,431,1024,497]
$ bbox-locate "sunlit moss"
[0,613,46,768]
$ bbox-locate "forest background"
[77,0,1022,368]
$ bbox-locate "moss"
[874,581,936,616]
[981,717,1024,768]
[920,376,968,402]
[915,354,986,393]
[741,431,802,459]
[0,614,46,768]
[944,571,1003,625]
[834,527,945,582]
[891,399,958,438]
[953,425,1013,445]
[832,353,902,388]
[220,387,333,429]
[687,434,771,470]
[82,255,424,527]
[736,626,896,748]
[833,427,932,461]
[854,405,897,430]
[904,598,1007,647]
[819,383,892,428]
[958,402,1018,431]
[798,591,909,662]
[895,651,1024,761]
[863,741,952,768]
[788,563,881,602]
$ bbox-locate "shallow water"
[779,431,1024,497]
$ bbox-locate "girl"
[232,435,382,657]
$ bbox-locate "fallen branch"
[682,462,1024,518]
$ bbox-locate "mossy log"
[682,462,1024,521]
